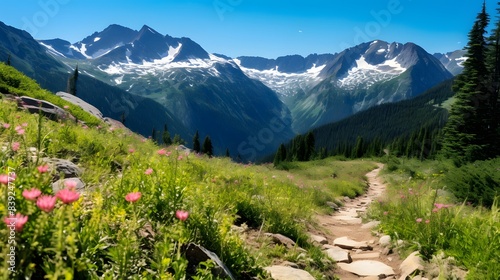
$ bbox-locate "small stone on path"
[325,246,351,263]
[351,252,380,260]
[265,265,315,280]
[309,233,328,245]
[334,236,372,250]
[361,221,381,229]
[379,235,392,247]
[337,260,395,277]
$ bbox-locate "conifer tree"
[442,3,490,163]
[352,136,364,158]
[202,136,213,156]
[162,124,172,145]
[67,65,79,96]
[6,54,11,66]
[225,148,230,158]
[488,1,500,157]
[305,132,315,160]
[273,143,287,167]
[193,130,201,153]
[151,128,157,143]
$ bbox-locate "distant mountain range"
[1,21,463,160]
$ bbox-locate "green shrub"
[444,158,500,207]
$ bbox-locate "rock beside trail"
[361,220,381,229]
[399,251,424,280]
[265,233,296,248]
[334,236,372,250]
[309,233,328,245]
[184,243,235,280]
[324,246,351,263]
[379,235,392,247]
[337,260,395,277]
[265,265,315,280]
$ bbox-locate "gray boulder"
[56,92,104,120]
[17,96,74,121]
[184,243,235,280]
[42,158,82,179]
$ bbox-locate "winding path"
[313,163,403,279]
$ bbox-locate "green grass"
[0,65,374,279]
[369,158,500,279]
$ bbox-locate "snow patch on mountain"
[39,42,67,58]
[96,47,233,85]
[337,55,407,89]
[70,43,92,59]
[456,56,467,67]
[234,59,326,97]
[94,37,101,42]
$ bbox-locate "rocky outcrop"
[42,158,82,179]
[17,96,74,121]
[184,243,235,280]
[56,92,104,120]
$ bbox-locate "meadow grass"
[369,158,500,279]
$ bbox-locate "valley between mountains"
[0,21,464,161]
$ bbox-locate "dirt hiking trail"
[312,163,404,279]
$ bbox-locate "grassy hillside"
[369,157,499,279]
[0,65,375,279]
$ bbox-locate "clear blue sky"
[3,0,498,58]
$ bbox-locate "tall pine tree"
[193,130,201,153]
[273,143,287,167]
[442,2,490,164]
[67,65,79,96]
[202,136,213,157]
[488,1,500,157]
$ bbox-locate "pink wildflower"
[157,149,167,155]
[434,203,445,209]
[37,195,57,213]
[22,188,42,201]
[425,219,430,224]
[416,218,423,223]
[16,128,25,135]
[37,164,50,173]
[128,148,135,154]
[64,180,78,190]
[383,211,389,216]
[63,105,70,109]
[4,213,28,232]
[177,155,183,161]
[175,210,189,221]
[125,192,141,203]
[56,188,80,204]
[22,122,28,127]
[0,174,9,185]
[144,168,153,175]
[166,151,172,157]
[11,142,20,151]
[2,123,10,129]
